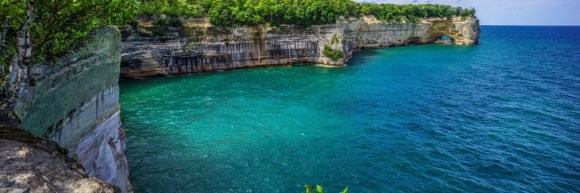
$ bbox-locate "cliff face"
[121,16,480,78]
[8,28,131,192]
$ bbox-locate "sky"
[355,0,580,26]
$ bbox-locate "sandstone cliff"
[4,28,131,192]
[121,16,480,78]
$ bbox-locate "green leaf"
[341,186,349,193]
[316,185,323,193]
[304,184,313,193]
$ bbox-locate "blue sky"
[355,0,580,25]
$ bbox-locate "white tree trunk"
[18,0,33,66]
[0,18,8,49]
[1,0,34,125]
[1,18,9,77]
[10,0,33,90]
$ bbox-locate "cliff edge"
[121,16,480,78]
[2,28,132,192]
[0,125,119,193]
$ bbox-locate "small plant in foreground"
[303,184,348,193]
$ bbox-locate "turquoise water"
[120,26,580,193]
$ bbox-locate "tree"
[0,0,33,125]
[138,0,476,27]
[0,0,138,125]
[208,0,234,26]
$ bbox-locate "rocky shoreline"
[0,15,479,193]
[121,16,480,78]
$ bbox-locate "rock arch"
[432,34,455,44]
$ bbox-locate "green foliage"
[0,0,25,77]
[1,0,139,66]
[204,0,358,27]
[304,184,314,193]
[153,17,182,28]
[342,186,348,193]
[150,17,183,36]
[0,0,476,69]
[359,3,475,22]
[139,0,209,18]
[316,185,323,193]
[138,0,476,27]
[34,0,139,62]
[331,34,340,44]
[302,184,348,193]
[323,45,344,61]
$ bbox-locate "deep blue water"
[120,26,580,193]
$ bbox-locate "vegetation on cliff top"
[140,0,476,26]
[323,45,344,61]
[0,0,137,72]
[0,0,475,72]
[302,184,348,193]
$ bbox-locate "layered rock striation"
[6,28,131,192]
[121,16,480,78]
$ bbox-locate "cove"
[120,26,580,193]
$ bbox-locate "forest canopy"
[139,0,476,26]
[0,0,475,70]
[1,0,138,67]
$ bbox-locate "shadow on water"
[126,120,240,193]
[346,44,480,68]
[346,48,384,67]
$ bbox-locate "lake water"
[120,26,580,193]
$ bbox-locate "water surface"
[121,26,580,192]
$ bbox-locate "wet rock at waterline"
[121,16,479,78]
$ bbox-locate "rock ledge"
[0,126,120,193]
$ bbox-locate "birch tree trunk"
[18,0,34,66]
[0,18,8,50]
[0,0,34,126]
[0,18,9,78]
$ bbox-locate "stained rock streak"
[121,16,480,78]
[8,28,132,192]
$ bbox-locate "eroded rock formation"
[0,15,479,192]
[121,16,480,78]
[4,28,131,192]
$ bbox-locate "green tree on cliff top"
[0,0,138,122]
[139,0,476,27]
[0,0,138,65]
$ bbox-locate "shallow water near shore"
[120,26,580,193]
